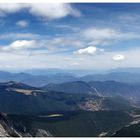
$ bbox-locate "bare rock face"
[0,113,52,137]
[79,99,104,111]
[0,124,9,137]
[35,129,52,137]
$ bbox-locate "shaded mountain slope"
[43,80,140,101]
[10,110,133,137]
[0,81,135,114]
[45,81,97,95]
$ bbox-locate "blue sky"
[0,3,140,71]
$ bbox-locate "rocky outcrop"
[0,113,52,137]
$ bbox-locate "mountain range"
[0,68,140,136]
[0,68,140,87]
[0,81,137,114]
[44,80,140,102]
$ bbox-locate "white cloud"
[82,27,140,46]
[49,37,83,47]
[99,48,104,52]
[83,28,118,40]
[71,62,80,66]
[118,14,140,23]
[37,37,84,53]
[0,47,140,71]
[83,27,139,40]
[0,4,24,16]
[88,40,113,46]
[54,24,80,32]
[0,33,41,40]
[0,3,81,20]
[83,28,140,41]
[112,54,125,61]
[28,3,81,20]
[74,46,97,55]
[0,36,84,54]
[2,40,36,51]
[16,20,29,28]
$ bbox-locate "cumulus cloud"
[112,54,125,61]
[74,46,97,55]
[28,3,81,20]
[0,36,84,54]
[16,20,29,28]
[0,3,81,20]
[2,40,36,51]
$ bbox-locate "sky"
[0,3,140,71]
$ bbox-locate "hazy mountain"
[24,68,103,76]
[0,71,77,87]
[24,67,140,76]
[110,67,140,74]
[1,70,140,87]
[80,72,140,84]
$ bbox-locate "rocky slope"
[0,113,52,137]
